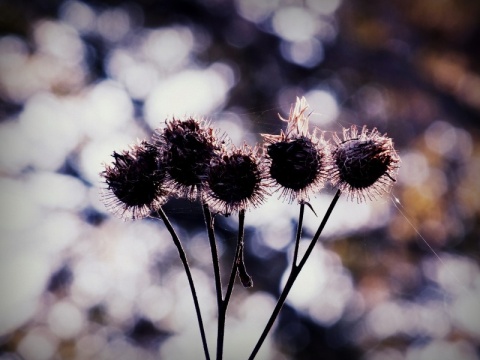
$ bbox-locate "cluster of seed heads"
[101,97,400,220]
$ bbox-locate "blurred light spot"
[355,85,388,121]
[246,197,297,250]
[97,337,141,360]
[214,112,247,146]
[27,172,87,210]
[235,0,280,23]
[306,0,342,15]
[451,289,480,339]
[304,89,339,125]
[137,286,173,322]
[19,93,82,171]
[34,20,84,64]
[117,60,158,99]
[406,339,479,360]
[397,151,430,186]
[160,327,216,360]
[0,251,51,335]
[425,168,448,197]
[433,255,479,294]
[76,334,107,359]
[97,7,131,42]
[304,194,372,236]
[77,131,132,185]
[272,7,317,42]
[37,212,82,255]
[163,268,215,331]
[237,292,276,322]
[282,243,354,326]
[368,348,403,360]
[144,66,233,129]
[0,178,41,231]
[367,300,407,338]
[424,120,458,156]
[280,38,324,67]
[222,292,277,359]
[60,0,96,33]
[142,27,194,72]
[0,120,31,174]
[17,328,58,360]
[246,192,298,229]
[71,259,110,307]
[415,302,450,338]
[81,80,134,139]
[0,36,29,101]
[48,300,85,339]
[0,27,86,103]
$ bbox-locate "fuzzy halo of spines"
[330,125,401,202]
[153,116,224,201]
[203,143,270,216]
[262,96,331,203]
[100,140,169,221]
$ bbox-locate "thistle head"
[330,125,400,202]
[262,97,330,203]
[204,143,269,216]
[100,141,169,220]
[155,117,222,200]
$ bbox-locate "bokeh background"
[1,0,479,359]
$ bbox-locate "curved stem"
[202,204,224,360]
[156,207,210,360]
[248,190,341,360]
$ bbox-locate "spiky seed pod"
[100,141,169,220]
[330,125,401,202]
[262,97,330,203]
[204,144,269,216]
[155,117,222,200]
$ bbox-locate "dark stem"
[156,207,210,360]
[202,203,224,360]
[224,209,246,305]
[292,203,305,267]
[248,190,341,360]
[216,209,249,360]
[203,203,223,308]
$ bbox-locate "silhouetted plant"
[100,97,400,360]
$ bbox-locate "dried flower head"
[100,141,169,220]
[204,144,269,216]
[155,117,222,200]
[262,97,330,203]
[330,125,400,202]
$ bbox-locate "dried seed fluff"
[263,97,330,203]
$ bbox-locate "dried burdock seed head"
[204,144,269,216]
[155,117,222,200]
[330,125,401,202]
[100,141,169,220]
[262,97,330,203]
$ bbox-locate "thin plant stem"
[156,207,210,360]
[248,190,341,360]
[203,203,223,307]
[202,203,224,360]
[224,209,246,305]
[292,203,305,267]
